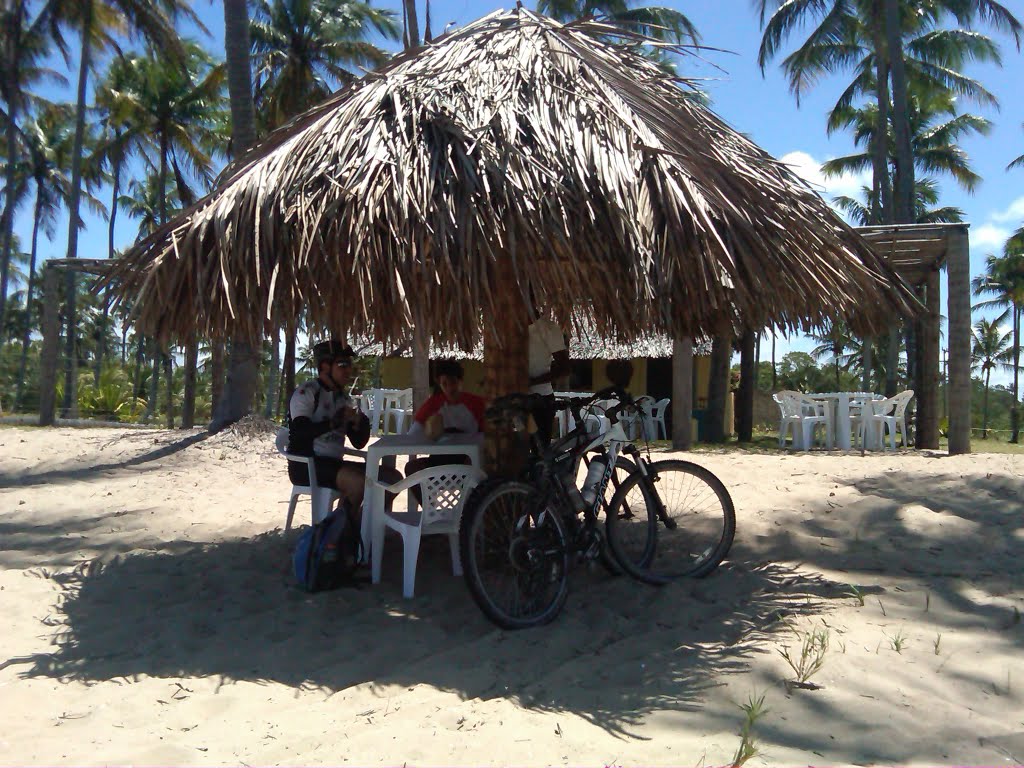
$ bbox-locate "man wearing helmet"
[287,340,375,513]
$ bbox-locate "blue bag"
[293,503,363,591]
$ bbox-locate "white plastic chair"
[274,428,339,532]
[368,464,484,598]
[774,391,832,450]
[382,388,413,434]
[650,397,670,440]
[275,428,368,531]
[855,389,914,450]
[635,396,656,440]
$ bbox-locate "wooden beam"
[672,335,693,449]
[737,330,755,442]
[38,266,60,426]
[412,306,430,411]
[918,268,941,448]
[946,226,971,454]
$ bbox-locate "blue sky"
[12,0,1024,385]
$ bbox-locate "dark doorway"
[646,357,673,436]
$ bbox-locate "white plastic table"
[807,392,882,450]
[359,432,484,559]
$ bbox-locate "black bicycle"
[459,389,736,629]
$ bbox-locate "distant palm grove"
[1,0,1022,442]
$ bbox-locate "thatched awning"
[103,7,918,347]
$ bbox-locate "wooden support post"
[482,258,528,399]
[737,330,755,442]
[919,268,941,448]
[412,306,430,411]
[946,225,971,455]
[913,284,925,448]
[38,265,60,426]
[671,336,693,449]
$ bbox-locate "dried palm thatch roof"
[102,7,918,347]
[353,324,709,360]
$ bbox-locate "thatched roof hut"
[104,7,916,351]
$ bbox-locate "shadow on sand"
[0,430,212,488]
[10,527,846,739]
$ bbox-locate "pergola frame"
[855,222,971,455]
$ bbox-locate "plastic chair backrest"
[275,428,289,455]
[652,398,670,417]
[892,389,914,418]
[775,391,806,419]
[415,465,482,528]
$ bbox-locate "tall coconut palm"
[12,104,75,411]
[56,0,199,418]
[210,0,260,432]
[250,0,398,132]
[757,0,1020,225]
[824,88,991,194]
[972,246,1024,442]
[889,1,1020,223]
[833,178,964,226]
[108,44,223,426]
[0,0,66,328]
[809,321,857,389]
[538,0,700,43]
[250,0,398,411]
[970,311,1011,438]
[91,54,148,387]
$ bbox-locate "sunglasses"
[333,359,353,369]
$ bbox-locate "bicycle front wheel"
[605,460,735,584]
[460,479,570,629]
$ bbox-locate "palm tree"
[0,0,66,328]
[970,311,1011,438]
[834,178,964,225]
[250,0,398,132]
[824,87,991,193]
[538,0,700,43]
[249,0,398,413]
[972,246,1024,442]
[809,321,857,389]
[757,0,1020,225]
[12,104,75,411]
[888,1,1020,223]
[210,0,260,432]
[91,55,144,387]
[56,0,199,418]
[106,44,224,427]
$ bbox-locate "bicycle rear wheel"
[605,460,735,584]
[460,479,570,629]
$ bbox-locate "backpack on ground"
[293,502,363,591]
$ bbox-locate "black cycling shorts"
[287,456,362,490]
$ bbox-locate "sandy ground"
[1,423,1022,766]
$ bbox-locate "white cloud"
[779,150,872,205]
[989,195,1024,224]
[972,223,1012,250]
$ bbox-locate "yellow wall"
[589,359,648,395]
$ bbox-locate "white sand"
[1,424,1022,766]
